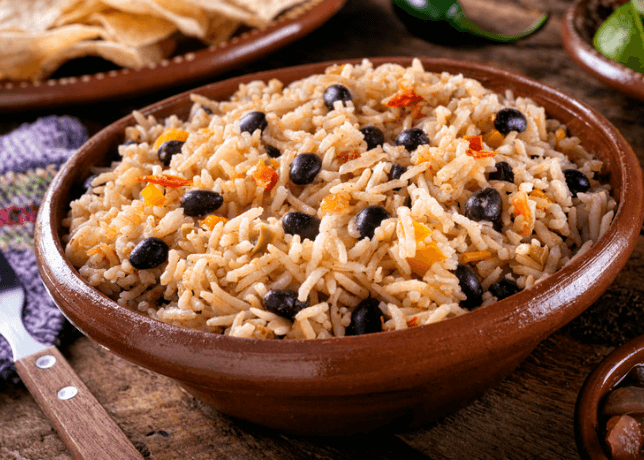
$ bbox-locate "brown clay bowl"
[35,57,644,435]
[561,0,644,102]
[575,335,644,460]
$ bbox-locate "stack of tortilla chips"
[0,0,304,81]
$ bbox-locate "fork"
[0,251,144,460]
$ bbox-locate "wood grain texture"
[3,0,644,458]
[14,346,144,460]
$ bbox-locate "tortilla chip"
[52,0,107,28]
[100,0,209,38]
[0,25,105,80]
[223,0,305,24]
[0,0,310,81]
[89,10,177,47]
[180,0,266,28]
[37,38,176,80]
[0,0,73,32]
[203,14,240,45]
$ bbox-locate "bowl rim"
[35,56,644,383]
[561,0,644,102]
[575,334,644,460]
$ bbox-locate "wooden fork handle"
[15,346,144,460]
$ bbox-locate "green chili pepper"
[392,0,548,44]
[594,0,644,73]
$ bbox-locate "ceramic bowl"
[576,335,644,459]
[561,0,644,102]
[35,57,644,435]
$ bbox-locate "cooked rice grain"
[65,59,615,339]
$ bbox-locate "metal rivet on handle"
[57,386,78,400]
[35,355,56,369]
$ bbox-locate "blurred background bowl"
[35,57,644,435]
[561,0,644,102]
[575,335,644,460]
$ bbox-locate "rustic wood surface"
[2,0,644,458]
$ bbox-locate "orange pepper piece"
[140,183,165,206]
[252,162,279,191]
[386,82,424,108]
[152,128,189,150]
[321,193,350,214]
[512,192,532,236]
[465,135,497,158]
[483,130,505,149]
[199,215,229,230]
[337,149,361,164]
[137,175,193,188]
[412,221,432,242]
[461,250,492,264]
[407,242,446,276]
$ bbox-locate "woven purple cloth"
[0,116,88,384]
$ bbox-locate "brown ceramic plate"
[35,57,644,435]
[576,335,644,460]
[561,0,644,102]
[0,0,346,112]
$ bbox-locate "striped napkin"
[0,116,87,383]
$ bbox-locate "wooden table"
[2,0,644,458]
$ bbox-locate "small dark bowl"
[562,0,644,101]
[576,335,644,460]
[35,57,644,435]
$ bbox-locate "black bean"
[289,153,322,185]
[346,298,383,336]
[488,161,514,183]
[265,145,281,158]
[489,278,521,301]
[263,289,308,321]
[123,139,137,146]
[130,237,169,270]
[360,126,385,150]
[395,128,429,152]
[282,212,321,241]
[494,108,527,135]
[199,106,213,115]
[388,164,407,181]
[323,84,352,110]
[453,263,483,309]
[356,205,391,239]
[180,190,224,217]
[239,111,268,134]
[158,140,184,166]
[464,188,503,222]
[563,169,590,197]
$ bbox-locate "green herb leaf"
[594,1,644,73]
